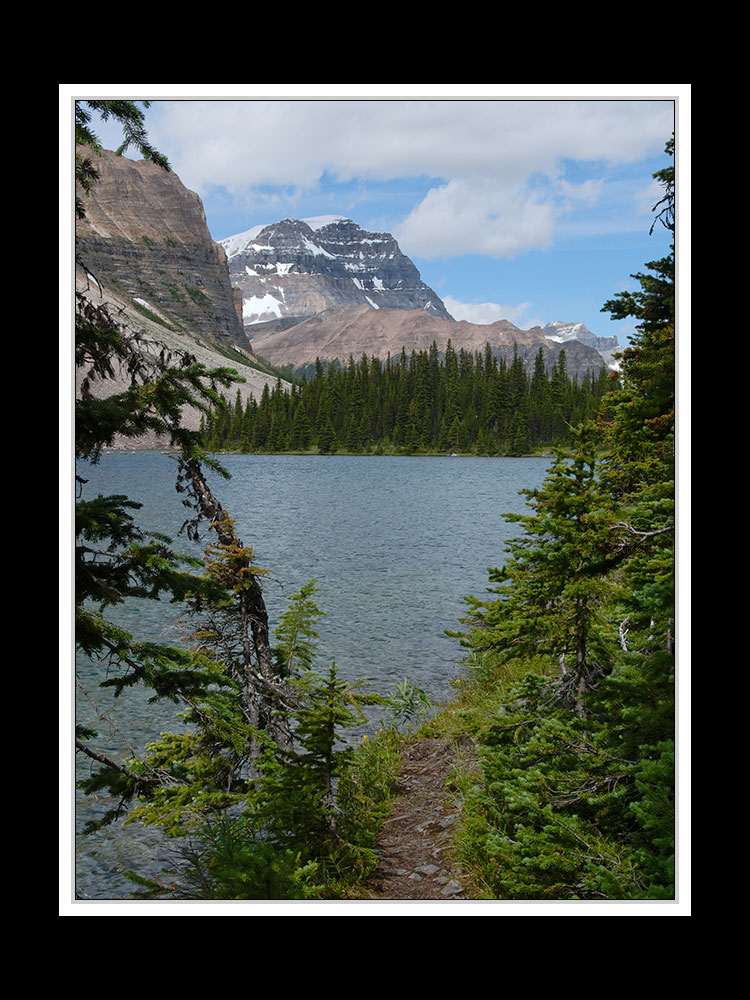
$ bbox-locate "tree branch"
[75,738,160,785]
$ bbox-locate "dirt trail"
[363,737,469,900]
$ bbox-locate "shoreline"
[96,447,558,459]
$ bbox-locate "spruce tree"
[290,400,312,451]
[316,412,337,454]
[449,134,677,900]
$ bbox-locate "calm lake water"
[72,452,550,899]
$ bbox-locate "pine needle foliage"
[441,134,677,901]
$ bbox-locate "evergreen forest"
[73,103,680,908]
[202,343,613,457]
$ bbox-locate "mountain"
[75,147,250,352]
[543,321,621,370]
[221,216,616,377]
[220,216,453,329]
[74,148,290,444]
[73,149,614,448]
[250,304,608,380]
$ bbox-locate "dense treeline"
[438,135,677,900]
[202,342,613,456]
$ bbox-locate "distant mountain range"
[75,148,619,424]
[247,304,609,380]
[218,217,618,376]
[542,321,621,371]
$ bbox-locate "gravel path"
[363,737,469,900]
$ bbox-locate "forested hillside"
[202,343,612,456]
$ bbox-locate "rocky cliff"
[221,216,453,330]
[75,147,249,351]
[250,304,608,380]
[74,148,288,447]
[543,321,621,370]
[75,267,289,446]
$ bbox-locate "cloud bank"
[148,98,674,260]
[443,296,536,327]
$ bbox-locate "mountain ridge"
[220,215,618,374]
[220,215,454,329]
[250,302,609,379]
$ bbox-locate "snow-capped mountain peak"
[219,216,453,326]
[543,321,620,370]
[543,321,591,344]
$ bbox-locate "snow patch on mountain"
[543,321,591,344]
[221,216,349,259]
[543,321,621,370]
[301,237,337,259]
[220,216,453,323]
[302,215,349,231]
[243,292,285,323]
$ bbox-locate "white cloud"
[145,97,674,258]
[153,98,671,191]
[443,296,534,327]
[557,178,603,206]
[393,176,558,258]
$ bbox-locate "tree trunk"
[177,457,292,751]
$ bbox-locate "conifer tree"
[449,134,677,900]
[254,665,369,864]
[290,400,312,450]
[74,103,303,836]
[458,423,615,707]
[201,333,612,457]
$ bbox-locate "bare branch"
[75,738,160,786]
[619,616,631,652]
[610,521,674,546]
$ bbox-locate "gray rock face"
[221,216,453,329]
[75,147,249,350]
[543,321,620,370]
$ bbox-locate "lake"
[72,451,550,899]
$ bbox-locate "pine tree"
[449,134,677,900]
[507,409,532,457]
[458,423,615,707]
[316,412,337,454]
[273,580,325,676]
[289,400,313,451]
[254,665,365,862]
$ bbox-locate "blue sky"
[67,86,686,347]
